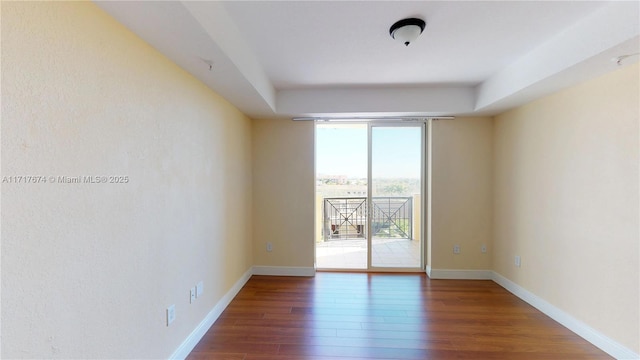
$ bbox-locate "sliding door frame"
[314,120,428,272]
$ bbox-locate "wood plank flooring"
[187,273,612,360]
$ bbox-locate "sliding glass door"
[369,125,423,269]
[315,122,424,271]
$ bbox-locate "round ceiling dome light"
[389,18,426,46]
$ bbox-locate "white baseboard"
[426,267,493,280]
[492,271,639,360]
[169,267,253,360]
[252,265,316,277]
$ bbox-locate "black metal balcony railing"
[323,197,413,240]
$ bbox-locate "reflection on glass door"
[370,126,422,268]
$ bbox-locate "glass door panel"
[315,123,368,269]
[370,126,422,268]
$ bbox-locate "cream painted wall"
[252,118,494,272]
[430,117,493,270]
[251,118,315,268]
[2,2,252,359]
[493,63,639,352]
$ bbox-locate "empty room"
[1,1,638,359]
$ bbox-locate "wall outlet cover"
[190,287,196,303]
[167,305,176,326]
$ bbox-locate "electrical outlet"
[167,305,176,326]
[481,244,487,253]
[266,242,273,252]
[515,255,521,267]
[190,287,196,303]
[196,281,203,298]
[453,245,460,254]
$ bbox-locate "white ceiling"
[95,1,639,119]
[225,1,603,88]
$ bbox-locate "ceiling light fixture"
[389,18,426,46]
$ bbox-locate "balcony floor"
[316,237,421,269]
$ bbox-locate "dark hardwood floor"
[187,272,612,360]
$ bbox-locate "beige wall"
[251,118,315,268]
[430,117,494,270]
[1,2,252,359]
[493,63,639,352]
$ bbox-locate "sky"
[315,124,422,179]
